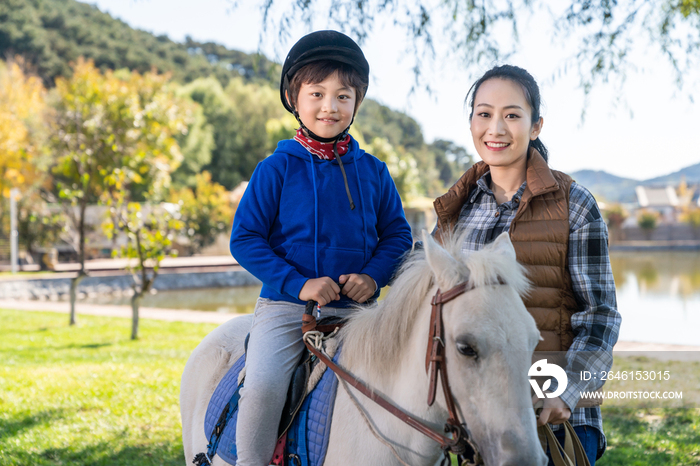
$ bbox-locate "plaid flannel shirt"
[456,172,621,453]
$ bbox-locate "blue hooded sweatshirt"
[230,136,413,307]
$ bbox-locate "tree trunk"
[70,202,88,326]
[69,272,86,326]
[131,292,142,340]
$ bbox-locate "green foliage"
[50,59,188,205]
[180,77,287,189]
[47,58,190,273]
[681,207,700,228]
[637,210,659,231]
[171,100,215,189]
[604,204,629,229]
[427,139,474,188]
[102,197,183,339]
[1,1,473,198]
[16,192,66,255]
[0,0,279,87]
[356,100,473,196]
[0,308,217,466]
[103,203,182,276]
[265,113,298,147]
[366,137,421,200]
[170,171,233,254]
[356,99,424,151]
[183,37,280,87]
[245,0,700,102]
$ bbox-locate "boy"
[229,30,413,466]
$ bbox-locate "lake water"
[610,251,700,346]
[79,251,700,346]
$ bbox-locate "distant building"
[635,186,679,223]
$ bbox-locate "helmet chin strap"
[294,110,356,210]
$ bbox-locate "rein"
[301,281,481,465]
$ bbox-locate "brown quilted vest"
[433,150,577,352]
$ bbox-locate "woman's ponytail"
[529,137,548,163]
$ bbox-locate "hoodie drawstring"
[308,152,320,278]
[333,139,355,210]
[352,158,369,263]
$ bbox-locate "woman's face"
[470,78,543,170]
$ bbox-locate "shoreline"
[610,241,700,251]
[2,299,699,354]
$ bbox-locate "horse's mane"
[340,229,530,380]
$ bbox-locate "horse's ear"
[487,232,517,260]
[422,230,462,289]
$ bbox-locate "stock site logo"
[529,359,568,399]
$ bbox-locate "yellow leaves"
[0,58,47,193]
[679,0,700,17]
[52,58,191,204]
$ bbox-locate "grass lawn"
[1,308,699,466]
[0,308,217,466]
[596,354,700,465]
[0,271,54,278]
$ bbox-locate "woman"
[432,65,621,465]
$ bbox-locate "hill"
[0,0,472,193]
[570,170,640,203]
[645,162,700,185]
[572,162,700,203]
[0,0,279,86]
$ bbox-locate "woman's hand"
[299,277,340,307]
[339,273,376,303]
[533,395,571,426]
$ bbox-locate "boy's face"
[295,71,357,140]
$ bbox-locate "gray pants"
[235,298,355,466]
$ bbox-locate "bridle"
[426,282,480,464]
[302,280,483,465]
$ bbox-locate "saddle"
[276,315,346,438]
[194,316,346,466]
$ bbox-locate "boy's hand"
[339,274,376,303]
[299,277,341,307]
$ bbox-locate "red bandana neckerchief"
[294,128,350,160]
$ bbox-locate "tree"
[427,139,474,188]
[171,96,215,190]
[170,171,233,254]
[209,77,286,188]
[0,0,280,87]
[17,192,66,262]
[680,207,700,239]
[0,58,46,200]
[603,203,629,243]
[366,137,421,201]
[103,200,182,340]
[240,0,700,99]
[180,77,286,189]
[48,58,190,326]
[637,209,659,240]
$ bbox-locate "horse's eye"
[457,343,477,358]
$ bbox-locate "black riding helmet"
[280,30,370,143]
[280,30,369,210]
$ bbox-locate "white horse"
[181,232,548,466]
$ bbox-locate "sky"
[82,0,700,182]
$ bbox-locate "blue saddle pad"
[204,351,341,466]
